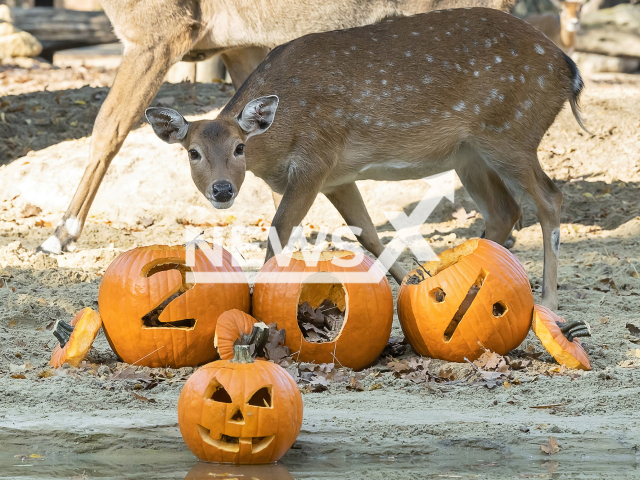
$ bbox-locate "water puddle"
[0,448,637,479]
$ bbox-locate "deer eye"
[188,149,201,161]
[234,144,245,156]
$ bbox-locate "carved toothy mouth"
[197,425,275,453]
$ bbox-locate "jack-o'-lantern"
[178,344,303,464]
[397,239,533,362]
[251,251,393,370]
[532,305,591,370]
[184,462,294,479]
[98,244,250,368]
[50,308,102,368]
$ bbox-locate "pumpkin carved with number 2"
[98,244,250,368]
[398,239,533,362]
[178,345,303,464]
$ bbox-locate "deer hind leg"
[456,148,522,247]
[481,150,562,310]
[220,46,271,90]
[325,182,407,285]
[38,43,190,254]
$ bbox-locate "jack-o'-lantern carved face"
[178,346,303,464]
[398,239,534,362]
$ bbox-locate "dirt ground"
[0,59,639,479]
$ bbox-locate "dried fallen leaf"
[11,374,26,379]
[38,370,54,378]
[540,437,560,455]
[347,376,364,392]
[626,323,640,336]
[35,220,52,228]
[132,392,156,403]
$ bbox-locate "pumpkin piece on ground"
[532,305,592,370]
[214,309,260,360]
[50,308,102,368]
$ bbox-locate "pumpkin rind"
[50,308,102,368]
[98,244,250,368]
[178,357,303,464]
[214,309,258,360]
[397,239,533,362]
[252,251,394,370]
[532,305,591,370]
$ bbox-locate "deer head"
[145,96,279,208]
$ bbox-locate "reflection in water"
[185,461,294,480]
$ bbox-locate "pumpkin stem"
[238,322,270,358]
[53,320,75,348]
[231,344,254,364]
[556,320,591,342]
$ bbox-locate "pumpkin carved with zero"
[252,251,394,370]
[178,345,303,464]
[397,239,533,362]
[98,244,250,368]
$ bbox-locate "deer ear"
[237,95,279,139]
[145,107,189,144]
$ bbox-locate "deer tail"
[562,52,592,135]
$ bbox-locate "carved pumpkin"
[50,308,102,368]
[397,239,533,362]
[178,345,303,464]
[98,244,250,368]
[184,462,294,480]
[532,305,592,370]
[252,251,394,370]
[214,309,260,360]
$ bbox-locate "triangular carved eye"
[247,386,272,408]
[210,383,232,403]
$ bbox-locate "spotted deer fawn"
[147,7,587,310]
[525,0,584,55]
[39,0,516,255]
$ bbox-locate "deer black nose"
[211,181,234,202]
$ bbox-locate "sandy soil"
[0,59,639,479]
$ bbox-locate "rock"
[97,365,111,376]
[577,4,640,59]
[0,21,17,36]
[574,52,640,74]
[0,5,11,23]
[0,30,42,59]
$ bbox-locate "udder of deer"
[525,0,584,55]
[147,7,588,310]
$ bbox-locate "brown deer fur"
[147,8,587,310]
[38,0,517,256]
[525,1,583,55]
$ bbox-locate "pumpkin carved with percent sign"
[397,239,533,362]
[178,344,303,464]
[98,244,250,368]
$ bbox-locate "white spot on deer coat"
[470,59,476,66]
[520,74,526,83]
[452,101,465,111]
[538,76,545,88]
[405,51,412,57]
[474,71,480,77]
[382,79,387,85]
[524,65,530,71]
[422,76,432,84]
[495,56,502,63]
[534,44,545,54]
[474,105,480,114]
[485,39,491,47]
[426,55,434,62]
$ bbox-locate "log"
[577,28,640,58]
[10,7,117,51]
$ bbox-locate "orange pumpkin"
[98,244,250,368]
[50,308,102,368]
[214,309,260,360]
[532,305,591,370]
[397,239,533,362]
[252,251,393,370]
[184,462,294,480]
[178,344,303,464]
